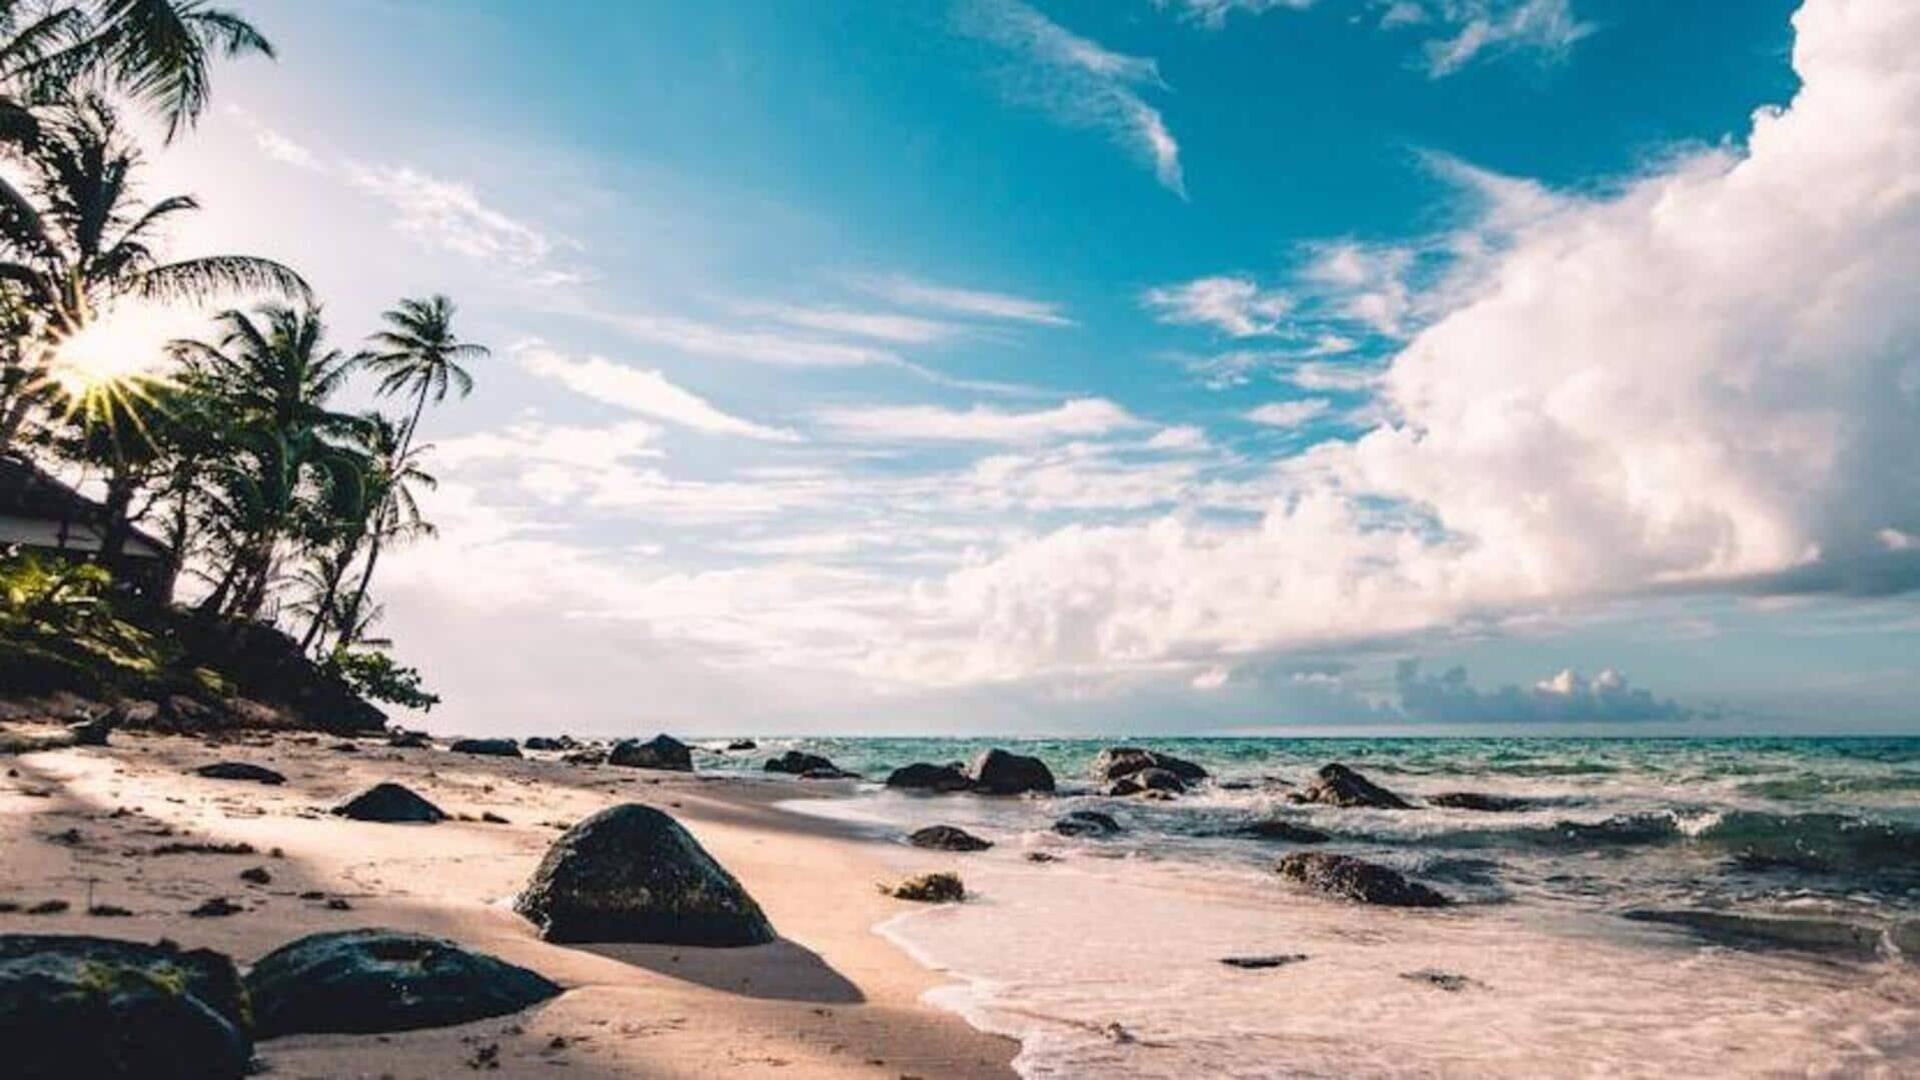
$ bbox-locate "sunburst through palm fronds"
[41,318,177,451]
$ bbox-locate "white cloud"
[1144,275,1291,336]
[1159,0,1595,77]
[754,305,956,344]
[1396,662,1683,723]
[959,0,1186,195]
[858,275,1073,326]
[600,310,900,368]
[344,163,560,271]
[1245,398,1332,428]
[871,0,1920,682]
[1147,425,1211,451]
[820,398,1146,444]
[512,341,798,441]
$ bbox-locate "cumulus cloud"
[959,0,1187,195]
[819,398,1146,444]
[878,0,1920,682]
[512,341,798,441]
[1395,662,1684,723]
[1144,276,1291,336]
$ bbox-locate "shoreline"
[0,730,1020,1078]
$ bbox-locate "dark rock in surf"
[885,762,973,793]
[608,734,692,772]
[1236,819,1330,844]
[0,934,250,1080]
[193,761,286,785]
[523,736,575,751]
[514,803,774,946]
[726,739,757,751]
[966,748,1055,796]
[1107,766,1186,796]
[1401,968,1479,991]
[1428,792,1528,812]
[764,750,836,775]
[1622,909,1886,957]
[1275,852,1449,907]
[449,738,521,758]
[1089,747,1208,785]
[1054,810,1122,837]
[1291,763,1412,810]
[909,825,993,851]
[246,929,561,1037]
[332,783,447,824]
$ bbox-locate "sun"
[46,316,171,399]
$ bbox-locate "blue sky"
[137,0,1918,735]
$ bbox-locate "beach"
[0,729,1016,1078]
[4,729,1919,1078]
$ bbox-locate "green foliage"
[327,648,440,712]
[0,551,164,689]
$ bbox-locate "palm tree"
[170,304,361,621]
[0,94,306,450]
[336,295,481,644]
[296,413,434,653]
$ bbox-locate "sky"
[123,0,1920,736]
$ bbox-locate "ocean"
[716,737,1920,1077]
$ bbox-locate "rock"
[0,934,250,1080]
[522,736,567,751]
[188,897,243,918]
[909,825,993,852]
[726,739,757,751]
[1401,968,1480,991]
[1428,792,1528,812]
[238,867,271,885]
[68,714,113,747]
[1622,909,1886,957]
[764,750,835,775]
[1026,852,1058,863]
[246,929,562,1038]
[1107,766,1185,796]
[332,783,447,824]
[1292,763,1412,810]
[514,803,774,946]
[885,762,973,792]
[800,766,858,780]
[1235,820,1331,844]
[193,762,286,785]
[1089,747,1208,784]
[881,872,964,903]
[607,734,692,772]
[1274,852,1450,907]
[1221,954,1309,969]
[1054,810,1122,837]
[448,738,521,758]
[965,748,1055,796]
[386,730,432,749]
[561,748,606,766]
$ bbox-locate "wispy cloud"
[1245,398,1331,428]
[750,305,957,344]
[957,0,1187,196]
[819,397,1144,444]
[858,275,1073,326]
[1144,275,1291,336]
[598,310,901,368]
[514,341,800,441]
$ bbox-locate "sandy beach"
[0,730,1017,1079]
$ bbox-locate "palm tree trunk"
[335,384,426,649]
[0,393,33,452]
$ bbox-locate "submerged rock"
[193,762,286,785]
[1623,909,1886,957]
[607,734,693,772]
[1221,953,1309,969]
[1401,968,1480,991]
[246,929,562,1037]
[1275,852,1450,907]
[966,748,1055,796]
[1428,792,1529,812]
[448,738,521,758]
[1089,747,1209,784]
[1107,766,1186,796]
[1236,820,1331,844]
[909,825,993,851]
[1292,763,1412,810]
[332,783,447,824]
[764,750,835,775]
[1054,810,1122,837]
[881,872,964,903]
[885,762,973,792]
[0,934,250,1080]
[515,803,774,946]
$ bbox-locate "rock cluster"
[1274,852,1449,907]
[608,734,693,772]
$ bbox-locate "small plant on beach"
[326,648,440,711]
[880,871,965,903]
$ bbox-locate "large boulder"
[885,762,973,792]
[514,804,774,946]
[194,761,286,785]
[909,825,993,851]
[1292,764,1412,810]
[608,735,692,772]
[0,934,250,1080]
[448,738,521,758]
[764,750,835,775]
[246,929,561,1037]
[332,782,447,823]
[965,748,1055,796]
[1275,852,1449,907]
[1089,747,1208,785]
